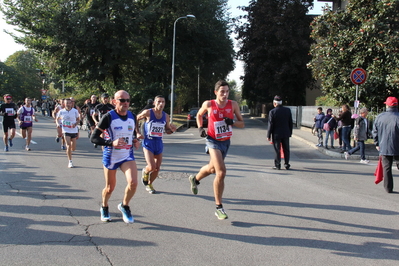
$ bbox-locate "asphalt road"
[1,114,398,265]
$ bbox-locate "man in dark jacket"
[267,95,293,170]
[373,96,399,193]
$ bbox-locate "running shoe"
[189,175,198,195]
[141,168,149,186]
[344,152,350,160]
[146,184,156,194]
[25,146,31,151]
[68,161,74,168]
[118,203,134,223]
[61,145,67,150]
[360,159,370,164]
[55,137,60,143]
[215,208,228,220]
[8,138,13,147]
[100,206,111,222]
[4,146,9,152]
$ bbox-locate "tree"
[236,0,315,108]
[309,0,399,107]
[1,0,234,110]
[1,51,43,100]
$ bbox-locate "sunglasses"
[117,99,130,103]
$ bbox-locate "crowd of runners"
[1,80,245,223]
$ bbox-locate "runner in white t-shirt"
[56,98,80,168]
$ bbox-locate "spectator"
[345,108,371,164]
[323,108,337,149]
[333,104,352,153]
[314,107,325,147]
[373,97,399,193]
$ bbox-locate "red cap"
[384,96,398,106]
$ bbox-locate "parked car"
[187,107,208,128]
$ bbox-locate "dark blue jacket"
[314,112,325,129]
[267,105,293,140]
[322,114,337,130]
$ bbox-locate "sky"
[0,0,329,83]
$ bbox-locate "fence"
[285,106,382,130]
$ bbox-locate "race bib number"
[5,108,14,116]
[149,122,165,137]
[115,133,132,150]
[24,116,32,122]
[62,121,73,128]
[90,109,95,115]
[213,120,232,139]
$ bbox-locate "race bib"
[213,120,232,139]
[149,122,164,138]
[24,116,32,122]
[62,121,73,128]
[5,108,14,116]
[90,109,95,115]
[115,133,132,150]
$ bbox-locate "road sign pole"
[355,84,359,114]
[350,68,367,114]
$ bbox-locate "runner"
[92,93,115,148]
[0,94,18,152]
[70,97,82,140]
[188,80,245,220]
[53,99,66,150]
[82,95,99,138]
[17,98,38,151]
[137,95,176,194]
[90,90,141,223]
[56,98,80,168]
[93,93,115,125]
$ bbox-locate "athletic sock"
[216,204,223,209]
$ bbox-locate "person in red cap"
[372,96,399,193]
[0,94,18,152]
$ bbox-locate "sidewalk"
[249,116,379,161]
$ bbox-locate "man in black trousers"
[373,96,399,193]
[267,95,293,170]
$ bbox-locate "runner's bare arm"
[232,101,245,128]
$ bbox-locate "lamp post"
[170,14,195,123]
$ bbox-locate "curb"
[292,131,379,161]
[249,115,379,161]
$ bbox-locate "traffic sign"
[41,89,47,95]
[41,95,47,100]
[350,68,367,85]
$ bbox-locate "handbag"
[323,117,333,131]
[374,156,383,184]
[334,131,339,140]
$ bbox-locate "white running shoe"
[360,159,369,164]
[68,161,74,168]
[344,152,350,160]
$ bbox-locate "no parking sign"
[350,68,367,85]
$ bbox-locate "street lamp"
[170,14,196,123]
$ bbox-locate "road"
[0,115,398,265]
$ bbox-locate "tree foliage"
[309,0,399,107]
[0,51,43,100]
[236,0,315,108]
[1,0,234,109]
